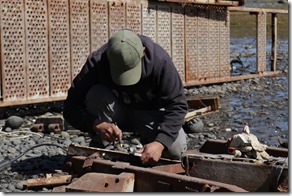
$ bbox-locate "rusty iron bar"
[65,144,180,167]
[65,156,247,192]
[199,139,288,157]
[26,175,72,188]
[228,7,288,14]
[155,0,242,6]
[184,70,286,86]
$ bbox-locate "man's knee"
[163,128,187,159]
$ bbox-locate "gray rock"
[12,139,22,146]
[5,116,24,129]
[67,129,82,135]
[183,118,204,133]
[7,147,16,154]
[61,132,70,139]
[63,139,72,146]
[7,184,15,191]
[72,136,85,144]
[15,181,26,190]
[4,127,12,132]
[130,138,141,145]
[105,145,115,150]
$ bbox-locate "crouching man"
[63,29,188,165]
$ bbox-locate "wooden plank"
[185,106,212,121]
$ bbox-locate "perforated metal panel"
[90,0,108,52]
[0,0,248,107]
[126,3,141,34]
[197,5,209,79]
[171,6,185,82]
[185,6,198,81]
[48,0,71,96]
[0,0,26,101]
[219,7,230,77]
[157,5,171,55]
[208,6,220,78]
[25,0,49,99]
[256,12,266,73]
[109,2,126,36]
[142,3,157,41]
[70,0,90,79]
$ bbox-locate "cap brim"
[111,60,141,86]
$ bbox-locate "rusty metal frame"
[64,154,247,192]
[0,0,288,107]
[182,139,288,192]
[62,144,248,192]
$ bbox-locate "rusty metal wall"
[0,0,246,107]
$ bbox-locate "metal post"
[271,13,277,71]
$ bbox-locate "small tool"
[113,122,123,148]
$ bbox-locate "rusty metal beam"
[228,7,288,14]
[199,139,288,157]
[77,158,248,192]
[0,96,66,107]
[184,70,286,87]
[65,144,180,168]
[156,0,242,6]
[152,163,185,174]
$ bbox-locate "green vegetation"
[230,5,288,39]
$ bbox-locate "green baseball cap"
[107,30,144,86]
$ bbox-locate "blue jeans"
[85,84,187,159]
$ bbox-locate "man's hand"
[137,141,165,165]
[92,119,122,142]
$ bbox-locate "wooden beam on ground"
[26,175,72,188]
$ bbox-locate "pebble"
[130,138,141,145]
[61,132,70,139]
[7,184,15,191]
[5,116,24,129]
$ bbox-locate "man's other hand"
[93,120,122,142]
[138,141,165,164]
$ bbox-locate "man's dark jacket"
[63,34,188,149]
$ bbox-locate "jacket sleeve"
[154,54,188,149]
[63,52,101,133]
